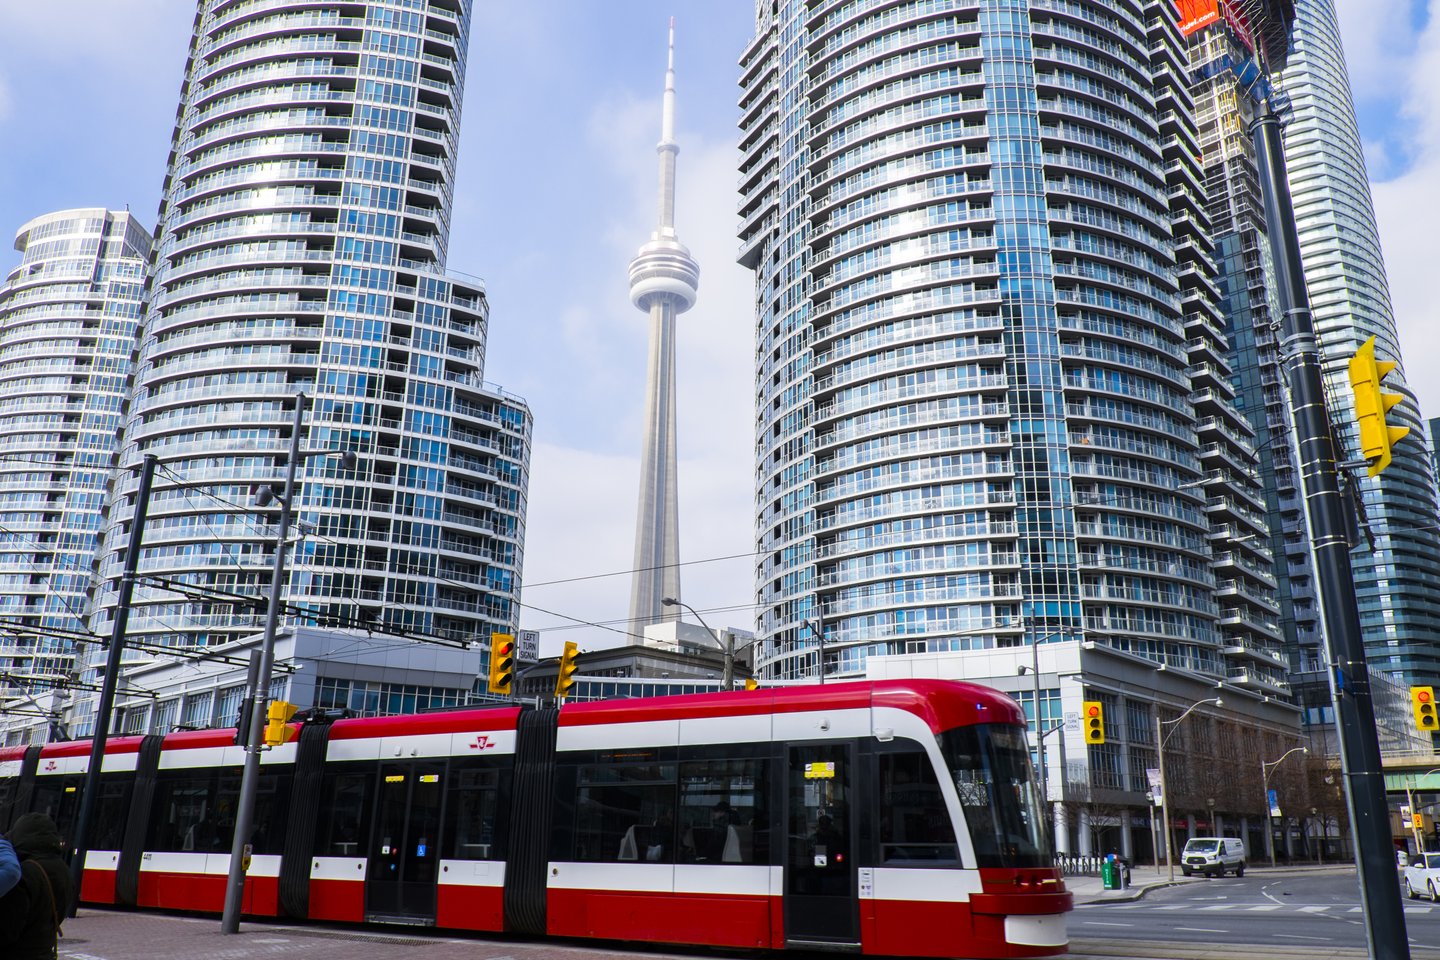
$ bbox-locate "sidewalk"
[1069,862,1358,904]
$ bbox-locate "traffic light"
[488,632,515,695]
[1083,701,1105,745]
[1412,685,1438,732]
[1348,334,1410,477]
[744,677,759,691]
[555,640,580,700]
[263,700,298,747]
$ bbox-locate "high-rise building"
[1278,0,1440,685]
[738,0,1285,691]
[627,23,699,631]
[0,209,150,692]
[1186,8,1321,684]
[88,0,532,697]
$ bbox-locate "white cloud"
[1373,0,1440,418]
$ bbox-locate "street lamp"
[1016,632,1062,808]
[221,391,355,934]
[803,613,826,684]
[1156,696,1222,882]
[661,597,733,691]
[1261,745,1308,867]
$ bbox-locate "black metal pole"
[1252,106,1410,960]
[67,453,157,917]
[221,391,306,934]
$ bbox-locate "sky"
[0,1,1436,659]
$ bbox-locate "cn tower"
[628,19,699,631]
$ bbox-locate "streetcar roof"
[557,679,1023,734]
[10,679,1023,759]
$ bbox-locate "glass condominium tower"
[1277,0,1440,686]
[740,0,1285,686]
[92,0,531,667]
[0,210,150,691]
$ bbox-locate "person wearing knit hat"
[0,812,72,959]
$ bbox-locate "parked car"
[1404,852,1440,901]
[1181,837,1246,877]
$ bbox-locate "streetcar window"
[148,771,237,854]
[251,769,292,856]
[91,776,132,850]
[677,758,770,865]
[316,769,371,857]
[878,745,958,864]
[444,766,501,860]
[147,767,291,856]
[572,761,676,863]
[941,725,1051,868]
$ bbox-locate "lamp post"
[221,391,354,934]
[661,597,733,691]
[1261,745,1308,867]
[1016,633,1062,809]
[1156,697,1222,882]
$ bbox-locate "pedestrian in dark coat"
[0,812,72,959]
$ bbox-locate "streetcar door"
[365,761,445,923]
[784,743,858,946]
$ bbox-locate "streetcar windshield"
[940,724,1051,868]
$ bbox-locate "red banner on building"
[1174,0,1221,36]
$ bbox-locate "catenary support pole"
[1252,105,1410,960]
[221,392,306,934]
[67,454,157,917]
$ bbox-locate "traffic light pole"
[221,393,305,935]
[1252,106,1410,960]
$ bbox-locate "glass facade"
[89,1,532,685]
[1186,16,1313,700]
[0,209,150,690]
[740,0,1282,684]
[1278,0,1440,685]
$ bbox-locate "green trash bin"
[1101,857,1120,890]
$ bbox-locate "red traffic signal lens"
[1086,705,1100,717]
[1421,690,1433,704]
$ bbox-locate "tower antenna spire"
[627,19,700,632]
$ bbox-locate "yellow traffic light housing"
[488,632,515,695]
[744,677,759,691]
[1412,685,1438,732]
[1083,701,1105,745]
[263,700,298,747]
[1348,335,1410,477]
[555,640,580,700]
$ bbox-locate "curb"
[1076,878,1201,905]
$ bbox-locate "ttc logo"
[43,760,57,772]
[468,735,496,751]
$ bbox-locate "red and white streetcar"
[0,679,1070,957]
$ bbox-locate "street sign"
[1064,710,1080,732]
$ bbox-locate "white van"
[1181,837,1246,877]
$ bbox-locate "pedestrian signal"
[1412,685,1438,732]
[488,633,515,695]
[263,700,298,747]
[555,640,580,699]
[1083,701,1105,744]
